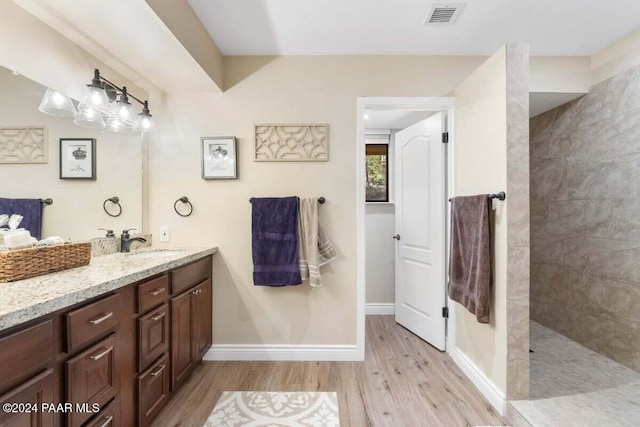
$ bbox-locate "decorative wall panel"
[254,124,329,161]
[0,127,47,163]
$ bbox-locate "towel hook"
[174,196,193,217]
[103,196,122,217]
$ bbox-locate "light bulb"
[52,91,65,106]
[91,90,104,105]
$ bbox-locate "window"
[366,143,389,202]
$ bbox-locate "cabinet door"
[0,368,54,427]
[66,334,118,427]
[137,353,169,427]
[170,291,193,391]
[138,303,169,372]
[191,279,212,362]
[83,396,120,427]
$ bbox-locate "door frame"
[356,97,456,360]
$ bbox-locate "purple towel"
[252,197,303,286]
[0,198,43,239]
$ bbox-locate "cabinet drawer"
[66,294,121,353]
[0,368,54,427]
[137,353,169,427]
[171,256,211,295]
[0,320,53,393]
[66,334,119,427]
[137,275,169,314]
[138,303,169,372]
[83,396,120,427]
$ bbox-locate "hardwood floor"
[152,316,506,426]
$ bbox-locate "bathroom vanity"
[0,247,216,427]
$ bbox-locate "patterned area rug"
[205,391,340,427]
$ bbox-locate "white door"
[394,113,447,351]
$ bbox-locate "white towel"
[298,198,337,287]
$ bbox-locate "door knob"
[393,234,401,240]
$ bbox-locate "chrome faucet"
[121,228,147,253]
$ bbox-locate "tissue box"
[0,242,91,282]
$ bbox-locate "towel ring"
[174,196,193,217]
[103,196,122,217]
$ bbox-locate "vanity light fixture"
[40,68,155,133]
[38,88,77,117]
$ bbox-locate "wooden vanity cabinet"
[0,368,55,427]
[66,333,119,427]
[170,257,213,391]
[137,353,170,426]
[83,396,120,427]
[0,254,213,427]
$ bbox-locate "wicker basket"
[0,242,91,282]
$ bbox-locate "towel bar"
[41,198,53,206]
[249,197,326,204]
[448,192,506,202]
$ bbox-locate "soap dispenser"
[98,228,116,238]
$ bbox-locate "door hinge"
[442,307,449,318]
[442,132,449,143]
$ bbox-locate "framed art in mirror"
[59,138,96,180]
[201,136,237,180]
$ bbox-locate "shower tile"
[511,323,640,426]
[545,199,613,239]
[613,321,640,371]
[566,160,634,200]
[530,158,568,203]
[508,194,530,247]
[530,232,567,265]
[613,198,640,241]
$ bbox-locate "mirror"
[0,65,142,241]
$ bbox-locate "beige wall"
[591,28,640,85]
[148,55,485,346]
[454,47,509,392]
[0,67,143,241]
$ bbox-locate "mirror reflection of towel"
[298,198,337,287]
[0,198,43,239]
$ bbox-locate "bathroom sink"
[126,249,183,258]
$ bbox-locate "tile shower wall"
[530,64,640,372]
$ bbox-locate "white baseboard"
[450,346,507,416]
[365,303,394,315]
[204,344,361,362]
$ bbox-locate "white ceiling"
[188,0,640,56]
[529,92,585,118]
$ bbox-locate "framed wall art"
[59,138,96,180]
[201,136,238,179]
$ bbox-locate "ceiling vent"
[424,3,465,25]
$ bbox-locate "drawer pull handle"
[151,312,166,321]
[150,364,166,377]
[89,312,113,325]
[149,288,166,296]
[191,289,202,296]
[90,346,114,361]
[97,415,114,427]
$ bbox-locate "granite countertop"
[0,246,217,332]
